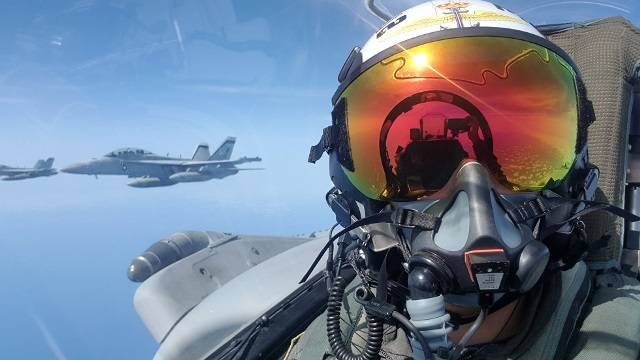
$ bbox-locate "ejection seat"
[532,17,640,360]
[542,17,640,276]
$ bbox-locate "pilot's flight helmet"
[307,0,604,299]
[311,0,595,211]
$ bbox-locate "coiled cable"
[327,276,384,360]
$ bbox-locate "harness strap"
[506,193,639,232]
[299,209,440,283]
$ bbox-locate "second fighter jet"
[61,137,262,187]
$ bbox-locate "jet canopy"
[104,148,154,158]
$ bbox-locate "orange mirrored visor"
[337,37,579,201]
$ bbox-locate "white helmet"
[361,0,543,62]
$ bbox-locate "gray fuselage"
[62,148,244,187]
[62,148,172,177]
[0,167,57,181]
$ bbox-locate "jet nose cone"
[61,162,88,174]
[128,257,153,282]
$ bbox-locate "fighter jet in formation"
[0,158,57,181]
[61,137,262,187]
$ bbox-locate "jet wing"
[127,160,227,166]
[128,230,326,357]
[126,156,262,168]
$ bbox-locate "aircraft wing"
[127,230,325,357]
[126,156,262,168]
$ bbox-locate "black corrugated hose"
[326,276,384,360]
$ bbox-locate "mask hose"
[406,260,455,359]
[327,276,384,360]
[405,295,454,359]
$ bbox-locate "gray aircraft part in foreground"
[0,157,57,181]
[61,137,262,187]
[127,230,330,360]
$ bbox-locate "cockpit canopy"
[104,148,153,158]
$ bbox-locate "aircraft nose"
[61,162,89,174]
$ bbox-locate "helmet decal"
[362,0,541,62]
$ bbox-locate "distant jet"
[61,137,263,188]
[0,158,57,181]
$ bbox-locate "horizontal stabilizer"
[234,156,262,165]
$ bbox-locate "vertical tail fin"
[191,143,210,161]
[35,158,54,169]
[209,137,236,160]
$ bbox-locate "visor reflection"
[338,37,578,201]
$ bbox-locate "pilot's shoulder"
[567,272,640,360]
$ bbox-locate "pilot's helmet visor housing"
[333,35,581,202]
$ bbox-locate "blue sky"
[1,1,639,359]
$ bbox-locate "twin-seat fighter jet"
[61,137,262,187]
[0,158,57,181]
